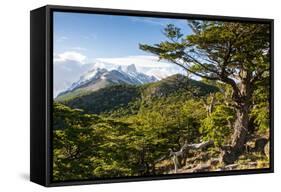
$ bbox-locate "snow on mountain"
[66,68,108,92]
[62,64,158,95]
[117,64,158,84]
[126,64,137,73]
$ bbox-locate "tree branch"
[182,51,220,75]
[169,59,220,81]
[251,68,269,83]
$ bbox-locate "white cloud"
[54,51,87,65]
[97,55,170,68]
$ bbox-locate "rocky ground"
[156,137,270,174]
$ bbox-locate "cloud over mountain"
[95,55,185,79]
[54,51,87,64]
[53,52,92,97]
[53,54,185,97]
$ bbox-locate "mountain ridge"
[56,73,219,116]
[56,64,158,101]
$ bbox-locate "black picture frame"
[30,5,274,187]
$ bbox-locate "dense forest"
[53,21,270,181]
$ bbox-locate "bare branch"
[251,68,269,83]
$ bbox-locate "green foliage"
[163,24,183,41]
[53,103,100,181]
[53,102,138,181]
[64,84,141,116]
[52,81,208,180]
[55,88,92,103]
[200,104,234,146]
[142,74,219,100]
[251,102,269,134]
[251,78,270,134]
[57,74,217,118]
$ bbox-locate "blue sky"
[54,11,191,60]
[53,11,192,96]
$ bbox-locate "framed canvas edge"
[40,5,274,187]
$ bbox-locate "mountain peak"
[57,63,159,100]
[117,65,122,71]
[126,64,137,73]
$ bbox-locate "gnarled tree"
[139,21,270,164]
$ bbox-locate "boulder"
[254,137,268,154]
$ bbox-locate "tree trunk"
[172,155,180,173]
[222,91,251,164]
[221,68,253,165]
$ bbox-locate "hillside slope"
[58,74,219,116]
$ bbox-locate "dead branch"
[169,140,214,173]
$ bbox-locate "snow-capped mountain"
[117,64,158,84]
[56,64,158,99]
[65,68,108,92]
